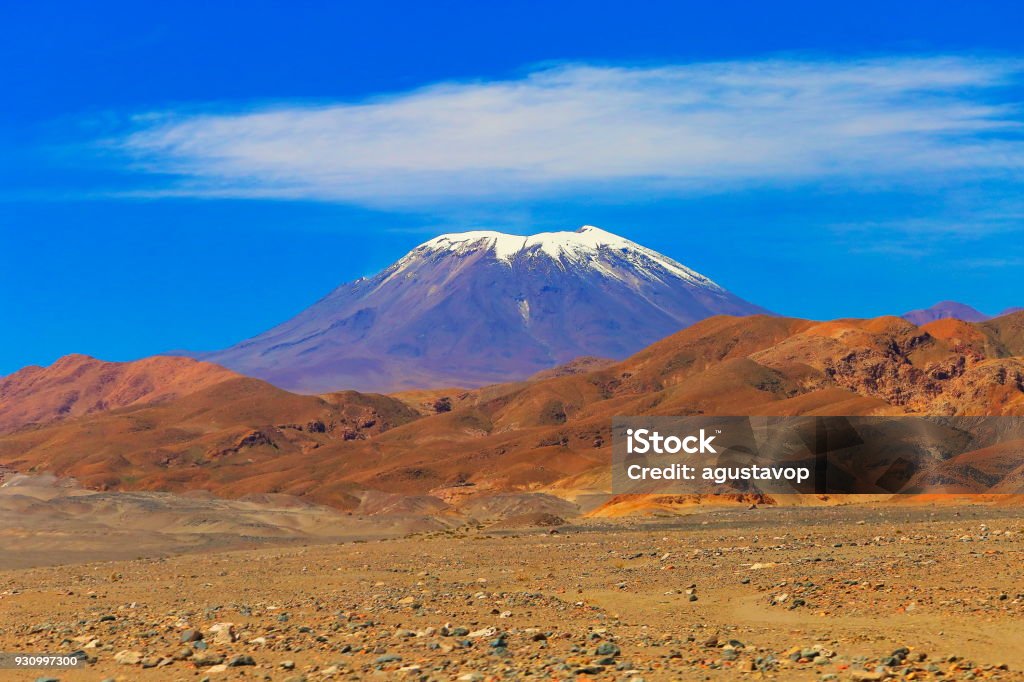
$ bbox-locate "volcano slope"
[1,312,1023,510]
[194,226,768,393]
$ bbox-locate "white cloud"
[114,56,1024,204]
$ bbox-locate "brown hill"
[0,375,421,505]
[978,309,1024,357]
[1,313,1022,509]
[0,354,240,434]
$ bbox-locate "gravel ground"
[1,504,1022,681]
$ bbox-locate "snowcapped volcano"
[407,226,723,288]
[197,226,769,392]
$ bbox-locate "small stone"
[208,622,236,644]
[180,629,203,643]
[576,665,604,674]
[113,650,143,665]
[850,672,885,681]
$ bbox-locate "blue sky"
[2,1,1024,375]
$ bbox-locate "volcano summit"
[197,226,767,392]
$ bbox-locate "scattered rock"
[113,650,143,665]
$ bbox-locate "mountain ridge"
[3,311,1022,508]
[901,300,1021,325]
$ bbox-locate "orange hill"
[0,312,1022,509]
[0,354,240,434]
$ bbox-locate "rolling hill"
[0,354,240,434]
[1,312,1022,510]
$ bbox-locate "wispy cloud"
[111,56,1024,204]
[962,256,1024,268]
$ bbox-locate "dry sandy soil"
[1,504,1022,681]
[0,475,458,571]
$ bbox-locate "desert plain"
[1,501,1022,682]
[3,313,1024,681]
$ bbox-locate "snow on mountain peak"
[411,225,722,290]
[202,224,767,392]
[422,225,623,257]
